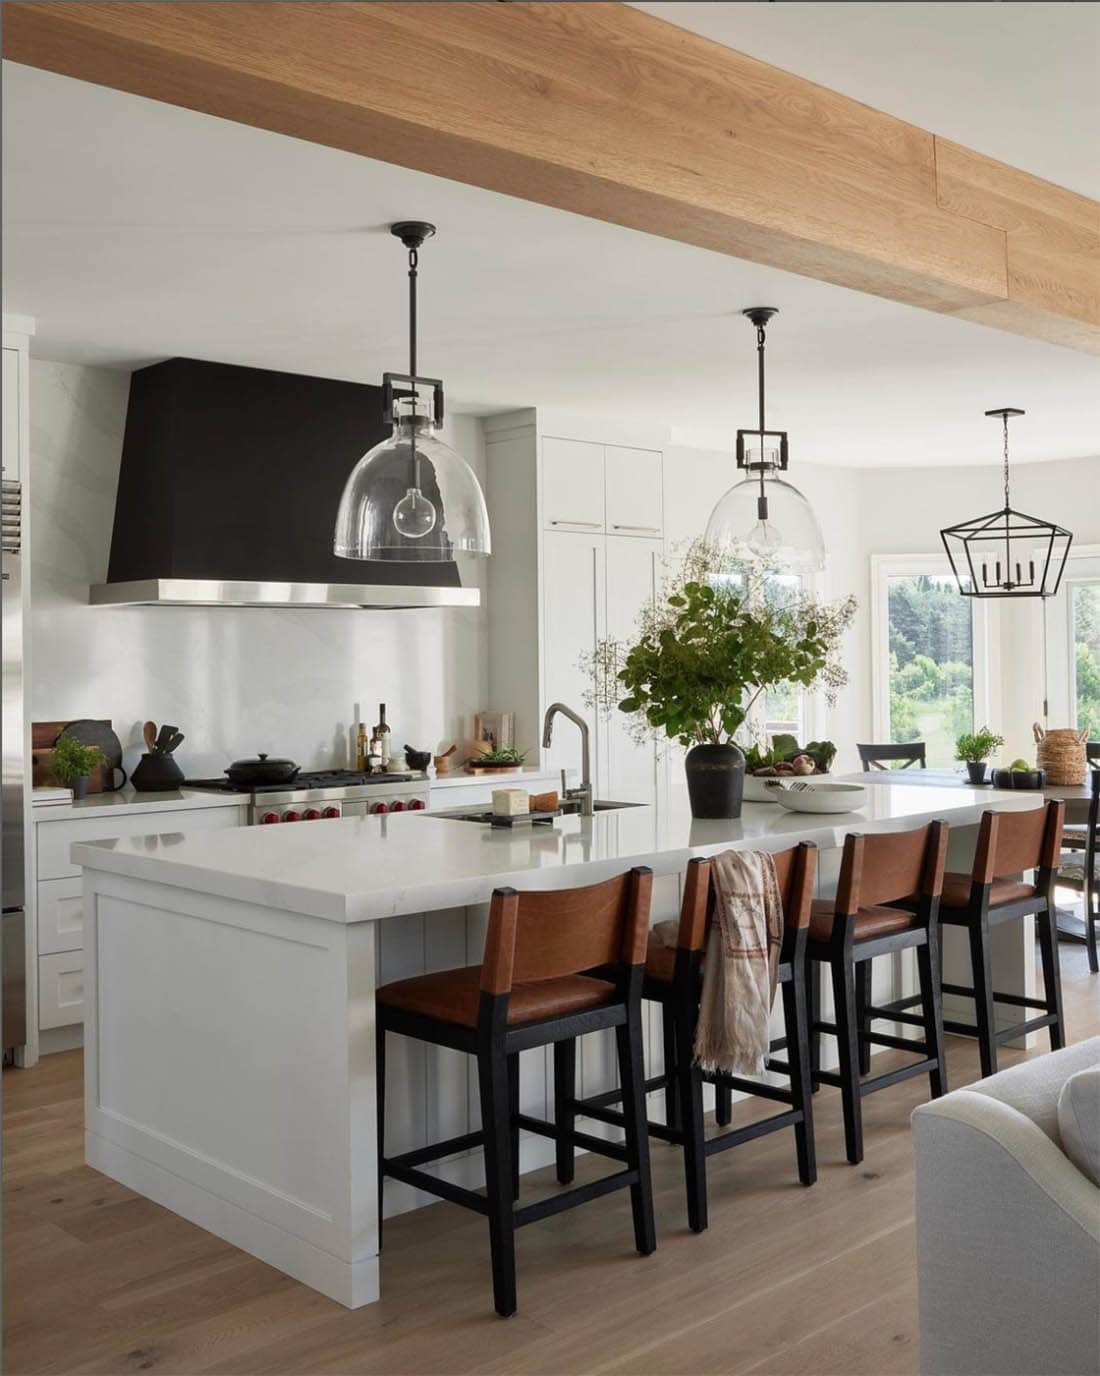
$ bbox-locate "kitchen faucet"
[541,702,594,817]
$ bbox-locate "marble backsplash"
[28,359,489,780]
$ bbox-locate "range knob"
[409,798,426,811]
[303,808,321,821]
[322,806,340,819]
[390,800,406,812]
[372,802,389,815]
[260,811,281,825]
[282,810,301,823]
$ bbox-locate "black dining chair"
[857,742,927,771]
[1059,767,1099,973]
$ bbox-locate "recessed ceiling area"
[3,61,1097,468]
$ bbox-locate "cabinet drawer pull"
[550,519,602,529]
[611,524,660,534]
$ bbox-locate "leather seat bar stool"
[375,867,656,1318]
[570,843,817,1234]
[933,800,1066,1077]
[1059,767,1099,974]
[807,820,949,1165]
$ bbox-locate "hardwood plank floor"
[4,944,1096,1375]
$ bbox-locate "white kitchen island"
[72,781,1042,1309]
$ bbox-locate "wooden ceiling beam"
[5,1,1097,353]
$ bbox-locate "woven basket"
[1032,723,1089,786]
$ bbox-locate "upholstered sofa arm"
[913,1090,1100,1376]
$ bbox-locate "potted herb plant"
[955,727,1004,785]
[588,543,856,818]
[52,735,107,800]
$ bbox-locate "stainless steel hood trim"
[90,579,480,609]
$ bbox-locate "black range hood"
[92,358,479,609]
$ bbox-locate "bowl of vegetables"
[991,759,1047,790]
[743,737,837,803]
[464,746,528,775]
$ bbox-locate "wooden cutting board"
[32,720,114,794]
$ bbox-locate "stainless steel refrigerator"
[2,471,27,1053]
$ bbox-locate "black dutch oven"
[224,753,301,787]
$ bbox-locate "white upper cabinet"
[540,528,606,784]
[2,348,21,481]
[604,536,662,804]
[541,436,605,531]
[604,445,662,538]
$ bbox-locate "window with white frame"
[872,556,989,767]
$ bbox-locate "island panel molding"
[5,1,1098,353]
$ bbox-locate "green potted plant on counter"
[955,726,1004,785]
[587,542,856,818]
[52,735,107,800]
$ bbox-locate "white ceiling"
[3,57,1098,468]
[633,2,1100,200]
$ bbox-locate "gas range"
[184,770,431,824]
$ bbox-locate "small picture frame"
[475,711,514,752]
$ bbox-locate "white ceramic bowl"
[743,775,789,803]
[774,781,867,814]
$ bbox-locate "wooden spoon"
[143,721,157,753]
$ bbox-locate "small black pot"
[224,753,300,787]
[70,775,89,800]
[685,742,745,819]
[965,761,989,785]
[132,752,186,792]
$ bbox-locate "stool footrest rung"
[698,1072,793,1105]
[863,1030,930,1054]
[385,1131,484,1171]
[514,1170,639,1227]
[383,1161,489,1215]
[866,1004,927,1027]
[941,985,1048,1011]
[815,1058,936,1095]
[514,1112,630,1163]
[704,1108,802,1155]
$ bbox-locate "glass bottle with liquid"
[373,703,391,767]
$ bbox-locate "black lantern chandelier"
[704,307,824,573]
[334,222,491,562]
[940,408,1072,599]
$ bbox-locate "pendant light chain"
[407,243,420,486]
[756,319,768,519]
[1002,410,1011,510]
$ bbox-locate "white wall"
[28,360,488,780]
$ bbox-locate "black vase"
[131,752,185,792]
[684,742,745,819]
[965,761,988,785]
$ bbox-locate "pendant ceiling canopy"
[334,222,491,563]
[940,408,1071,599]
[704,308,825,576]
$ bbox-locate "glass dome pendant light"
[703,307,825,575]
[940,407,1071,598]
[333,221,491,562]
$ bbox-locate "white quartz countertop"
[34,785,250,822]
[71,777,1041,925]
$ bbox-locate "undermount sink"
[560,799,643,814]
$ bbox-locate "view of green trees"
[888,575,974,764]
[1075,584,1100,738]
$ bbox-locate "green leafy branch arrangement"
[585,540,856,750]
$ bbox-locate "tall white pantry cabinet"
[483,411,668,810]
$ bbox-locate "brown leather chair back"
[675,843,818,953]
[972,800,1065,883]
[834,821,948,915]
[481,868,653,995]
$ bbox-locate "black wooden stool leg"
[1036,905,1066,1053]
[376,1018,387,1248]
[477,1043,517,1317]
[553,1039,576,1185]
[616,1011,657,1256]
[675,1006,707,1232]
[1087,889,1099,975]
[715,1080,732,1127]
[662,1004,682,1132]
[831,957,864,1165]
[782,967,816,1186]
[917,926,947,1100]
[508,1053,521,1201]
[855,960,872,1076]
[807,954,821,1092]
[968,917,997,1078]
